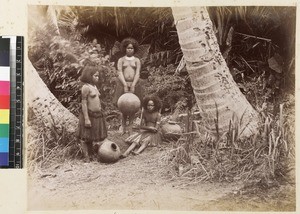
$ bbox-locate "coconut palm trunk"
[27,62,78,133]
[172,7,259,138]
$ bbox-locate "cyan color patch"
[0,138,9,152]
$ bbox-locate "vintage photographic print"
[26,4,296,211]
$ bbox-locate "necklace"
[125,56,135,60]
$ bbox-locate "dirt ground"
[27,131,296,212]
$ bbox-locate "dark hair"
[142,95,162,112]
[79,66,98,84]
[120,37,139,54]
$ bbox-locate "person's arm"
[81,85,91,127]
[117,57,128,92]
[140,109,145,127]
[130,58,141,92]
[97,88,102,110]
[155,112,162,130]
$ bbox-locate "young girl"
[77,65,107,162]
[112,37,144,134]
[120,95,162,158]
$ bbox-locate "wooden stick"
[235,32,272,42]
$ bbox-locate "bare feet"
[120,154,127,159]
[83,157,91,163]
[132,151,139,156]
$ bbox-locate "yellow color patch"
[0,110,10,124]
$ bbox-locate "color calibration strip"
[0,38,10,166]
[11,36,24,168]
[0,36,24,168]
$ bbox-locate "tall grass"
[161,101,294,186]
[27,108,82,172]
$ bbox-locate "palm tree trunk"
[172,7,259,138]
[27,62,78,133]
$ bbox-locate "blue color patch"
[0,137,9,152]
[0,152,8,166]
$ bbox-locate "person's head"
[142,95,162,112]
[80,66,99,84]
[120,37,139,57]
[96,44,101,52]
[92,38,98,46]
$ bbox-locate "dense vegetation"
[28,6,295,186]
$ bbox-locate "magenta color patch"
[0,81,10,95]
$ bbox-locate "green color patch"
[0,124,9,137]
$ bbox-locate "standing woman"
[112,38,143,134]
[77,66,108,162]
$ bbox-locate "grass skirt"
[125,130,162,147]
[77,110,107,142]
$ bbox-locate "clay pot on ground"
[98,139,121,163]
[161,121,183,141]
[117,93,141,116]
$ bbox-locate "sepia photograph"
[26,4,296,211]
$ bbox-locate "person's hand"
[84,119,92,128]
[152,127,158,133]
[129,85,135,93]
[124,85,129,93]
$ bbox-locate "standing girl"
[120,95,162,158]
[112,37,144,135]
[77,65,107,162]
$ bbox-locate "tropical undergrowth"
[160,94,295,187]
[27,6,295,186]
[27,108,82,171]
[27,10,191,170]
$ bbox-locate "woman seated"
[120,95,162,158]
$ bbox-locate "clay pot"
[98,139,121,163]
[161,121,182,141]
[117,93,141,116]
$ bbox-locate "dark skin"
[80,72,101,162]
[117,43,141,135]
[121,100,161,157]
[117,44,141,93]
[81,73,101,127]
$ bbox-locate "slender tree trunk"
[28,5,61,44]
[172,7,259,138]
[46,6,60,35]
[27,62,78,133]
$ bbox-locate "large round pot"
[98,139,121,163]
[161,121,182,141]
[117,93,141,116]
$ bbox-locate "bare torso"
[120,56,138,82]
[83,84,101,112]
[143,111,160,128]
